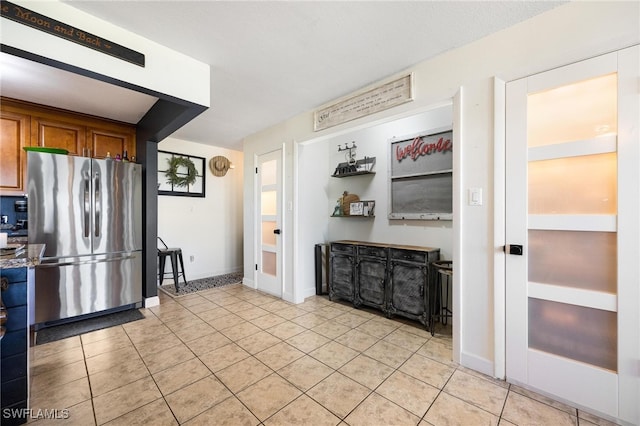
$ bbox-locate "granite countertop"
[0,244,45,270]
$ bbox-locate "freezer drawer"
[33,251,142,324]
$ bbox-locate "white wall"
[2,0,209,106]
[158,138,243,281]
[243,0,640,380]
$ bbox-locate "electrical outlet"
[189,255,195,262]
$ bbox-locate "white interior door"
[256,149,283,297]
[505,47,639,423]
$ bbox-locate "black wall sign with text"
[1,1,145,67]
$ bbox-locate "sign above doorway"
[314,74,413,131]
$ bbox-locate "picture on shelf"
[363,200,375,216]
[350,202,364,216]
[350,200,375,216]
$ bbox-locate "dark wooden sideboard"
[329,240,440,328]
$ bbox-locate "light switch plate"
[469,188,483,206]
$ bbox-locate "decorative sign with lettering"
[388,129,453,220]
[314,74,413,131]
[1,1,145,67]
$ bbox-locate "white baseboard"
[144,296,160,308]
[283,291,295,303]
[242,277,255,289]
[460,350,495,378]
[301,285,317,300]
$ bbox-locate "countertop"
[0,244,45,270]
[332,240,440,252]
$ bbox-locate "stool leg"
[178,252,188,285]
[158,255,166,285]
[170,252,180,291]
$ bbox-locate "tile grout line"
[78,332,99,426]
[117,309,182,425]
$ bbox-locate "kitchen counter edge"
[0,244,45,269]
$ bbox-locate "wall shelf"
[332,170,375,178]
[332,157,376,178]
[330,214,375,218]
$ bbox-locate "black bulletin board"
[388,128,453,220]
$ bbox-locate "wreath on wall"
[165,156,197,187]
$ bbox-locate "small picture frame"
[363,200,376,217]
[350,202,364,216]
[349,200,375,217]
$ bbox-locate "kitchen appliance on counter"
[27,152,143,327]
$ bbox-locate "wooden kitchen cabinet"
[0,109,29,196]
[31,115,86,156]
[87,125,135,159]
[329,240,440,328]
[2,98,136,161]
[31,111,135,159]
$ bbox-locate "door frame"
[253,146,285,298]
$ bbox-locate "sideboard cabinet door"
[389,259,427,322]
[329,243,356,302]
[356,245,387,310]
[388,248,439,326]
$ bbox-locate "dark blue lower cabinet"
[1,378,28,424]
[1,267,29,425]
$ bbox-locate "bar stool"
[157,237,188,291]
[430,260,453,335]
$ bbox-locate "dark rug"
[35,309,145,345]
[159,272,244,297]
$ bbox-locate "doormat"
[35,309,145,345]
[158,272,244,298]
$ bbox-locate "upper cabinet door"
[87,126,135,159]
[0,110,29,195]
[31,116,86,156]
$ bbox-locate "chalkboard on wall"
[388,128,453,220]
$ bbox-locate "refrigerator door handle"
[94,171,101,237]
[83,174,91,238]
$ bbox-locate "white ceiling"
[2,1,564,151]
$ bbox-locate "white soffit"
[0,52,158,124]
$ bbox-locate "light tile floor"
[27,284,616,425]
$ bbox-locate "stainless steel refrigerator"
[27,151,143,326]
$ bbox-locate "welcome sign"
[389,130,453,220]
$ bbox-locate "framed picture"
[388,128,453,220]
[349,200,375,217]
[350,202,364,216]
[158,150,206,197]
